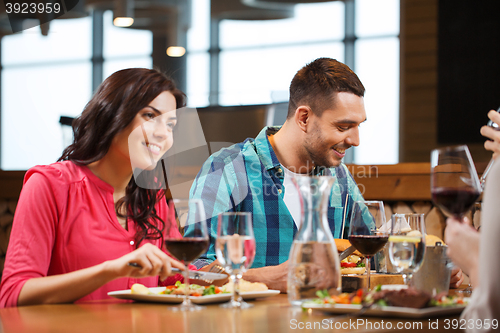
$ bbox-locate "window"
[0,0,400,169]
[354,0,400,164]
[186,0,400,164]
[1,18,92,170]
[218,2,344,105]
[0,11,152,170]
[102,10,153,78]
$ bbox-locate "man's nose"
[345,127,360,147]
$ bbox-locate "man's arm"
[242,261,289,293]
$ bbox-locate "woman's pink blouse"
[0,161,187,307]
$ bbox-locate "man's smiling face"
[303,92,366,168]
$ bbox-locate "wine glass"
[216,212,256,309]
[348,201,390,290]
[430,145,481,221]
[164,199,208,311]
[388,213,426,286]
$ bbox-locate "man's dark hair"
[287,58,365,118]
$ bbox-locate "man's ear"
[295,106,312,132]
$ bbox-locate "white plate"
[303,303,466,319]
[380,284,408,291]
[108,287,280,304]
[240,290,280,300]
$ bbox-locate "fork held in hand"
[127,262,227,284]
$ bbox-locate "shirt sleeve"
[0,170,61,308]
[460,160,500,331]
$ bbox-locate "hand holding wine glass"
[388,213,426,286]
[164,199,208,311]
[348,201,390,290]
[430,145,481,221]
[216,212,255,309]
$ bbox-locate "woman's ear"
[295,106,312,133]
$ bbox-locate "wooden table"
[0,293,465,333]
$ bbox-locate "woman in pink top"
[0,68,189,307]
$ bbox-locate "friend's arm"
[242,261,289,293]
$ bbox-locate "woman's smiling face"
[112,91,178,171]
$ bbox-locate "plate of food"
[108,283,231,304]
[108,280,279,304]
[303,286,468,319]
[223,279,280,300]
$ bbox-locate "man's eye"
[338,126,349,132]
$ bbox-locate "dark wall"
[438,0,500,144]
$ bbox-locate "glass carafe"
[287,175,341,306]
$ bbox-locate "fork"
[127,262,227,285]
[201,264,227,284]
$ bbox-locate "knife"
[127,262,227,281]
[339,245,356,261]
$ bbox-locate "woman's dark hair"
[59,68,186,247]
[287,58,365,118]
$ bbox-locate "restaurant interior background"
[0,0,500,284]
[0,0,499,171]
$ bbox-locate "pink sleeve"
[0,171,60,307]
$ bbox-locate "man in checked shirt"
[186,57,463,292]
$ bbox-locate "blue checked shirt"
[185,126,366,269]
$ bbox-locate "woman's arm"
[18,243,184,306]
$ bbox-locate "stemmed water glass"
[430,145,481,221]
[388,213,426,286]
[348,201,390,290]
[216,212,256,309]
[164,199,209,311]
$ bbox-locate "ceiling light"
[166,46,186,57]
[113,17,134,27]
[113,0,134,27]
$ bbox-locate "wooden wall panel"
[400,0,439,162]
[400,0,492,163]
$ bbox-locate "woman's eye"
[167,122,176,129]
[143,112,155,119]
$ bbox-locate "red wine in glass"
[164,199,208,312]
[348,201,389,290]
[348,235,389,257]
[164,238,210,262]
[430,145,481,222]
[431,187,480,218]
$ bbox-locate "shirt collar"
[253,126,282,171]
[253,126,340,175]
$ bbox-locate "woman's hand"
[449,266,464,289]
[105,243,185,282]
[444,217,480,287]
[481,110,500,159]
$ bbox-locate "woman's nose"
[152,121,169,139]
